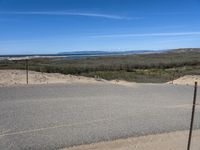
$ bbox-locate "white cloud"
[92,32,200,38]
[0,11,136,20]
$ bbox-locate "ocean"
[0,50,162,61]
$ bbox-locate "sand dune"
[0,70,135,87]
[1,70,200,87]
[168,75,200,86]
[0,69,99,86]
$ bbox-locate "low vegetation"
[1,50,200,83]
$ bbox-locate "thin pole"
[187,82,198,150]
[26,59,29,84]
[171,70,176,84]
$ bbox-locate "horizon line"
[1,48,200,56]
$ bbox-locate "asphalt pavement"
[0,83,200,150]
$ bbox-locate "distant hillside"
[59,48,200,55]
[166,48,200,53]
[58,50,160,55]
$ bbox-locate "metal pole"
[26,59,29,84]
[187,82,198,150]
[171,70,176,84]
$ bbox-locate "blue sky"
[0,0,200,54]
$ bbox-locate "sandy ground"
[62,130,200,150]
[1,70,199,87]
[0,70,135,87]
[0,70,200,87]
[168,75,200,86]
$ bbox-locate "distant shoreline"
[1,48,199,61]
[0,50,162,61]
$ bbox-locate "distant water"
[0,50,162,61]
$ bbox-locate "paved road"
[0,83,200,150]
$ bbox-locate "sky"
[0,0,200,54]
